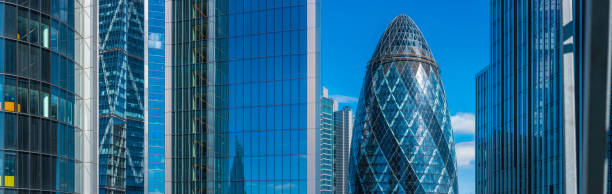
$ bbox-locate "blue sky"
[321,1,489,193]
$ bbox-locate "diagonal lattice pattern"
[349,15,458,193]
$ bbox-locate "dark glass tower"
[167,0,229,193]
[98,0,145,193]
[475,0,580,193]
[0,0,98,193]
[333,106,352,194]
[349,15,458,193]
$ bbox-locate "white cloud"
[455,141,475,168]
[148,33,163,49]
[330,94,358,104]
[451,112,475,134]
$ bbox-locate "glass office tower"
[166,0,320,193]
[475,0,579,193]
[99,0,145,193]
[0,0,98,193]
[167,0,229,193]
[333,106,352,194]
[320,87,337,194]
[349,15,458,193]
[145,0,165,193]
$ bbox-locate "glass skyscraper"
[475,0,580,193]
[349,15,458,193]
[320,87,353,194]
[145,0,165,193]
[333,106,352,194]
[320,87,337,194]
[0,0,98,193]
[98,0,146,193]
[166,0,320,193]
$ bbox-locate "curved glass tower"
[348,15,458,193]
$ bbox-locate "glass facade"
[333,106,352,194]
[0,0,97,193]
[348,15,458,193]
[168,0,319,193]
[98,0,145,193]
[146,0,165,193]
[320,88,337,193]
[168,0,229,193]
[475,0,580,193]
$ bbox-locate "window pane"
[30,82,39,115]
[41,49,50,82]
[17,43,28,77]
[41,84,49,118]
[4,5,16,39]
[5,39,16,74]
[29,46,40,80]
[4,113,16,149]
[0,38,4,73]
[17,152,27,188]
[41,16,49,48]
[4,77,15,112]
[50,88,58,120]
[4,151,15,187]
[30,117,39,152]
[29,12,40,45]
[18,115,28,150]
[17,79,27,113]
[17,8,28,41]
[41,0,50,15]
[0,3,4,37]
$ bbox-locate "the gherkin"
[348,15,458,193]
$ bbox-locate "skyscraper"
[321,87,337,194]
[165,0,320,193]
[145,0,166,193]
[349,15,458,193]
[0,0,98,193]
[333,106,352,194]
[320,87,353,194]
[475,0,579,193]
[98,0,145,193]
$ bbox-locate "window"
[3,152,15,187]
[50,20,58,52]
[4,77,15,112]
[50,90,58,120]
[51,53,59,86]
[30,154,40,189]
[29,46,41,80]
[17,79,27,113]
[29,82,39,115]
[4,113,16,149]
[5,5,16,39]
[41,49,50,82]
[18,115,28,150]
[29,12,40,45]
[41,0,50,15]
[17,8,28,41]
[0,38,4,74]
[41,84,49,118]
[30,117,39,152]
[0,3,4,37]
[41,16,50,48]
[17,152,27,188]
[17,43,28,78]
[41,119,50,154]
[5,40,16,74]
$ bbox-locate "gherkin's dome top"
[371,15,435,63]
